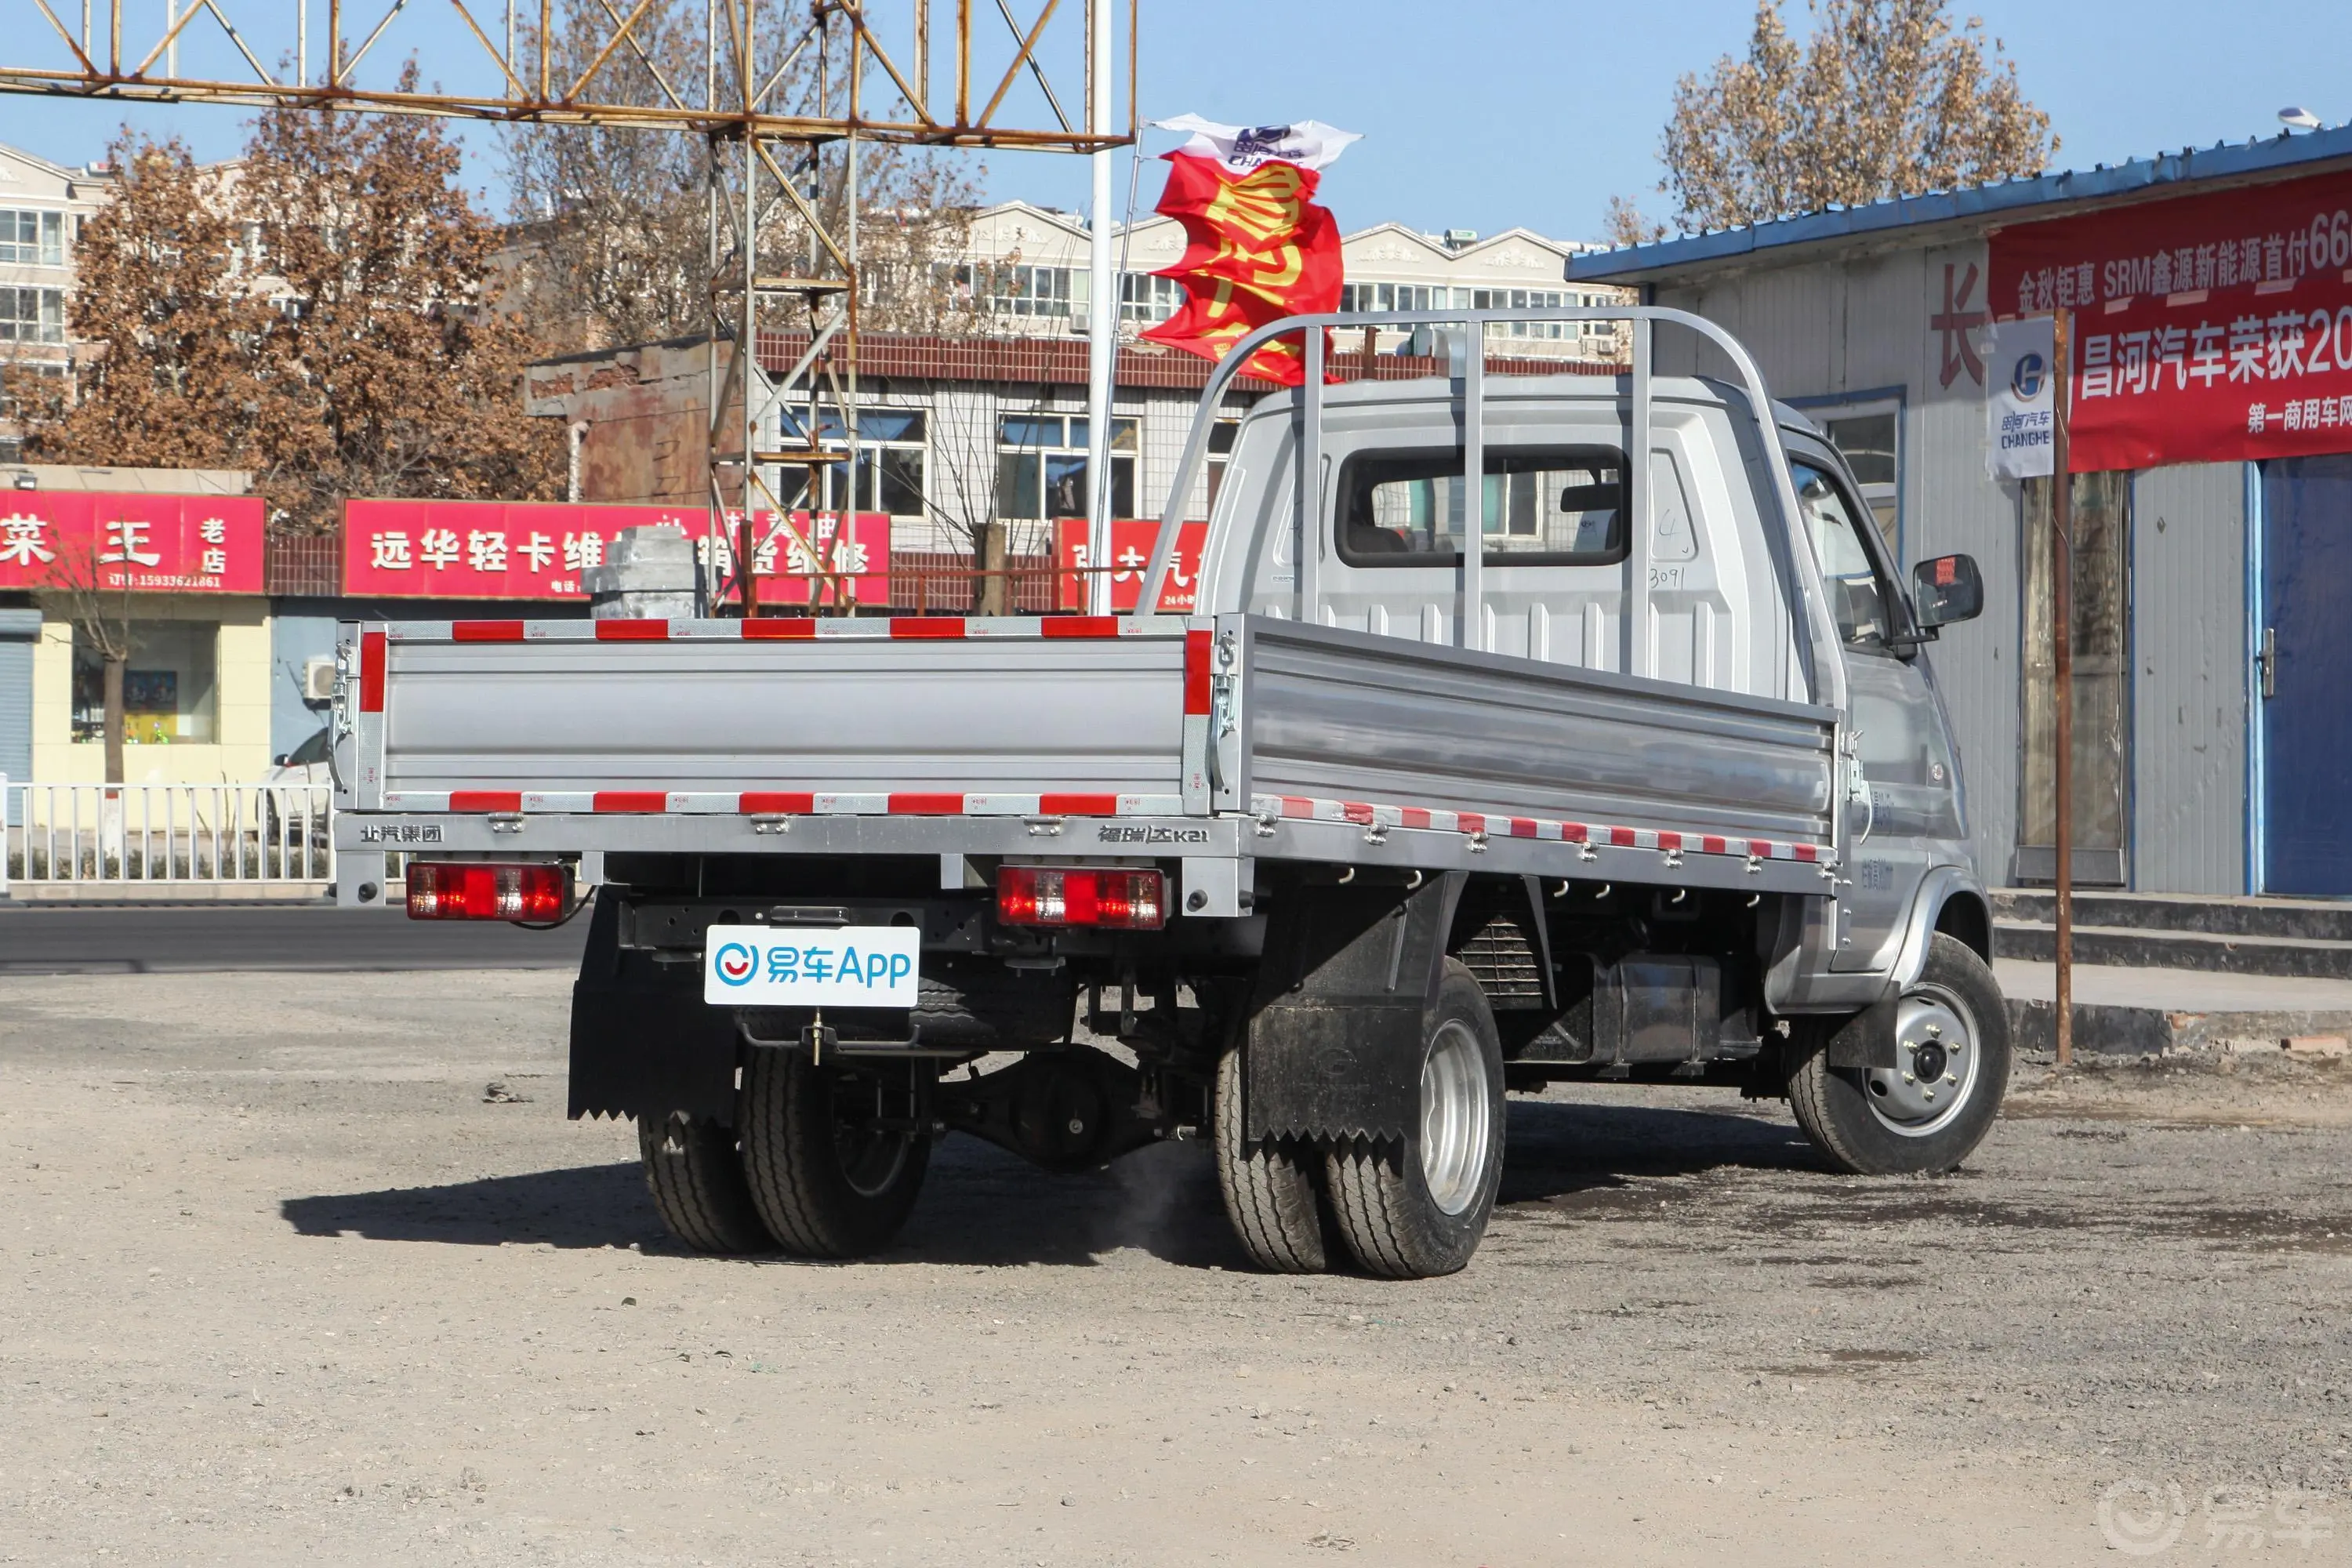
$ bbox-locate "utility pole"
[2052,307,2074,1069]
[1082,0,1116,615]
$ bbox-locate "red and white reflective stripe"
[379,789,1187,817]
[382,615,1174,644]
[1250,793,1831,866]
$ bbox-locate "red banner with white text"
[1990,169,2352,470]
[0,492,263,593]
[1053,518,1208,612]
[343,499,889,604]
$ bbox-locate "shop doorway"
[2259,456,2352,896]
[2017,473,2132,887]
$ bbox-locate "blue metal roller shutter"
[0,608,37,826]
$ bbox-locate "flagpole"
[2052,307,2074,1070]
[1083,0,1117,617]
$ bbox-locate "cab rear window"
[1336,445,1627,568]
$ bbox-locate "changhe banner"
[0,492,263,593]
[343,499,888,604]
[1984,315,2057,480]
[1989,169,2352,470]
[1142,117,1355,387]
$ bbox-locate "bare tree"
[503,0,984,354]
[36,537,138,784]
[1608,0,2055,242]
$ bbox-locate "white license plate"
[703,924,921,1008]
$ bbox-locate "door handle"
[2258,626,2278,700]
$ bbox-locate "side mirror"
[1912,553,1984,630]
[272,753,289,768]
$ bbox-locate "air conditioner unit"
[302,656,338,703]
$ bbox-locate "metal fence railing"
[2,780,336,891]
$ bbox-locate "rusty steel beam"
[0,0,1134,149]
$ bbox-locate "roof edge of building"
[1568,124,2352,285]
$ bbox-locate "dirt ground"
[4,970,2350,1567]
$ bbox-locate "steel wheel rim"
[829,1075,912,1198]
[1420,1019,1491,1216]
[1864,981,1981,1138]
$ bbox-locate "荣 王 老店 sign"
[1985,314,2058,480]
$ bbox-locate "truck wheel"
[738,1049,930,1258]
[1787,933,2009,1176]
[1323,960,1505,1279]
[1212,1040,1335,1272]
[637,1112,775,1254]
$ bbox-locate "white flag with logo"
[1152,114,1360,174]
[1985,315,2058,480]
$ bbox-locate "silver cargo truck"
[332,309,2003,1279]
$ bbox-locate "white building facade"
[0,143,114,459]
[953,201,1631,361]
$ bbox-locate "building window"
[0,361,67,416]
[0,209,65,267]
[72,621,220,745]
[1812,403,1902,552]
[1120,274,1183,324]
[996,413,1137,521]
[0,287,66,344]
[775,406,928,517]
[1339,282,1450,313]
[1474,289,1588,339]
[1338,282,1613,341]
[952,263,1076,319]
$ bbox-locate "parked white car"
[263,726,333,849]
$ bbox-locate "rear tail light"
[405,861,571,922]
[996,866,1167,930]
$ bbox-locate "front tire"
[1323,960,1505,1279]
[637,1112,775,1254]
[1787,933,2009,1175]
[738,1048,930,1258]
[1212,1040,1337,1273]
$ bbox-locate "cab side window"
[1791,461,1891,650]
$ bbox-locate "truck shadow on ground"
[278,1097,1820,1266]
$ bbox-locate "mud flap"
[567,897,739,1124]
[1822,992,1900,1071]
[1240,872,1465,1143]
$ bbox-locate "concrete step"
[1991,887,2352,942]
[1994,918,2352,979]
[1995,959,2352,1058]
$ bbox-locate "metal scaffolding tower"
[0,0,1135,612]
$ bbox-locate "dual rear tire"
[1214,959,1507,1280]
[636,1050,930,1259]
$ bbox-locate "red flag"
[1142,153,1345,387]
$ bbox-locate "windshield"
[1791,460,1890,649]
[287,728,332,766]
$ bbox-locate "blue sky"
[0,2,2346,241]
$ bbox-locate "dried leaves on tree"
[13,139,274,470]
[1609,0,2056,243]
[21,73,564,533]
[239,71,564,532]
